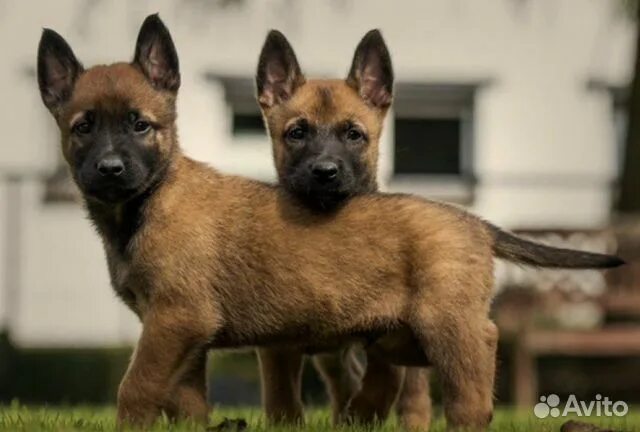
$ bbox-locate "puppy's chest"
[106,250,150,318]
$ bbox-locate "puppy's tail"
[489,225,625,269]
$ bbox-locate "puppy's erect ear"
[347,29,393,109]
[133,14,180,93]
[37,29,83,115]
[256,30,305,109]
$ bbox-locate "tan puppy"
[255,30,431,429]
[36,15,623,430]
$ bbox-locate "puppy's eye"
[134,120,151,133]
[73,121,91,135]
[346,128,363,142]
[287,126,306,141]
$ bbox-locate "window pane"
[232,114,265,136]
[394,118,461,175]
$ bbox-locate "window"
[390,83,476,203]
[611,86,628,174]
[213,75,266,138]
[394,118,461,175]
[22,64,80,204]
[232,113,265,135]
[587,80,628,176]
[44,165,80,203]
[204,74,275,181]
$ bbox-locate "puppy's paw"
[207,417,248,431]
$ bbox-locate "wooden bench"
[503,226,640,407]
[513,325,640,407]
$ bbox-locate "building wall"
[0,0,635,347]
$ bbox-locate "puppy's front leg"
[257,347,305,425]
[117,309,212,428]
[313,347,364,425]
[346,348,403,425]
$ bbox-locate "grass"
[0,403,639,431]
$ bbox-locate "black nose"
[311,161,339,183]
[96,156,125,177]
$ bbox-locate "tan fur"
[53,60,499,431]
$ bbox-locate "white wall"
[9,181,139,346]
[0,0,635,347]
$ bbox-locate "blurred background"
[0,0,639,411]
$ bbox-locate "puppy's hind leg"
[410,306,497,431]
[396,367,432,431]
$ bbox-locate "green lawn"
[0,403,639,431]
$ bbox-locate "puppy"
[255,30,431,429]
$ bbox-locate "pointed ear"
[133,14,180,92]
[256,30,305,109]
[37,29,83,115]
[346,29,393,109]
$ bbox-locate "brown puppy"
[255,30,431,429]
[37,15,624,430]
